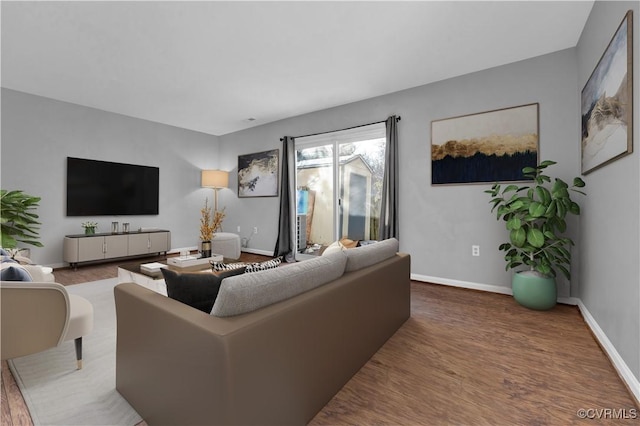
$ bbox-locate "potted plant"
[1,190,43,256]
[82,221,98,235]
[199,198,226,259]
[485,161,586,310]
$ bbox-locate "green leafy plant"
[485,161,585,279]
[0,189,43,249]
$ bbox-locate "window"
[294,123,386,257]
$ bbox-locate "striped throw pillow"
[211,256,283,274]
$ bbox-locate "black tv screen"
[66,157,159,216]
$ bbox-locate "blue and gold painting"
[431,103,539,185]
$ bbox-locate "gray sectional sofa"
[114,238,411,425]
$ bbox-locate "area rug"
[8,278,143,426]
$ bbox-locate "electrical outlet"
[472,245,480,257]
[253,226,258,234]
[237,226,241,232]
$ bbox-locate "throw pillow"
[0,264,33,281]
[322,240,345,256]
[161,267,246,313]
[212,257,283,273]
[339,238,359,248]
[211,261,247,272]
[245,256,283,273]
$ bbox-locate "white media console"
[63,229,171,268]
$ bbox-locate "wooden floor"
[2,255,638,425]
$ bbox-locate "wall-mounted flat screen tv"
[66,157,159,216]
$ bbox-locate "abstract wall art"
[238,149,279,197]
[431,103,539,185]
[581,10,633,175]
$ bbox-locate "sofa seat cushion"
[211,251,347,317]
[161,267,246,313]
[344,237,399,272]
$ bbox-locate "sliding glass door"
[295,124,386,258]
[296,144,335,256]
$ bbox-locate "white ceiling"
[1,1,594,136]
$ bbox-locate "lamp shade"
[201,170,229,188]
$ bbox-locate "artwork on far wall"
[238,149,279,197]
[431,103,539,185]
[581,10,633,175]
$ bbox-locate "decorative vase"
[512,271,557,310]
[201,240,212,259]
[84,227,96,236]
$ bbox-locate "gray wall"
[1,88,221,266]
[220,47,581,298]
[1,0,636,385]
[220,2,640,385]
[577,1,639,381]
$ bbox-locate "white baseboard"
[411,273,512,295]
[577,299,640,404]
[557,296,581,306]
[49,246,199,270]
[51,246,270,269]
[168,246,198,254]
[411,273,639,405]
[241,247,274,256]
[172,246,275,257]
[171,246,274,257]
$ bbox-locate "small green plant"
[485,161,585,279]
[0,189,43,249]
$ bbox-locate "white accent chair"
[1,268,94,369]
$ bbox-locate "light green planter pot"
[512,271,557,310]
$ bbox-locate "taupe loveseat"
[114,238,410,425]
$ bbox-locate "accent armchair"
[0,280,94,369]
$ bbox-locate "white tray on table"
[167,254,223,269]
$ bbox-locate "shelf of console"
[63,229,171,268]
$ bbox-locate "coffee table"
[117,255,225,295]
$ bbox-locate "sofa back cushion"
[344,238,399,272]
[211,251,347,317]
